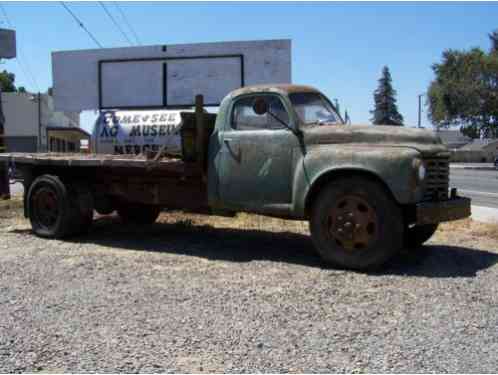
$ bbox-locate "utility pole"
[417,94,424,129]
[0,64,9,200]
[0,28,16,199]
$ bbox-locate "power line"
[60,1,103,48]
[0,3,40,92]
[113,2,141,46]
[98,1,133,46]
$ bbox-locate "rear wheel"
[117,203,161,224]
[404,223,438,248]
[27,175,93,238]
[309,177,403,270]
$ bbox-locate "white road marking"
[459,189,498,198]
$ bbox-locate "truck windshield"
[289,92,341,126]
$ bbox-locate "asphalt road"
[450,168,498,208]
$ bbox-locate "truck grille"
[423,157,449,201]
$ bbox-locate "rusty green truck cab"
[207,84,470,268]
[208,85,467,217]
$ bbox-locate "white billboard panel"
[166,56,242,106]
[0,29,16,59]
[101,60,163,108]
[52,39,291,111]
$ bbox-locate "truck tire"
[117,204,161,224]
[27,175,93,238]
[404,223,438,248]
[309,177,403,270]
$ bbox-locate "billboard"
[0,29,16,59]
[52,39,291,112]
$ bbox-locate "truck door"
[219,94,298,209]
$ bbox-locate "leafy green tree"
[427,32,498,138]
[0,70,16,92]
[17,86,27,93]
[370,66,404,125]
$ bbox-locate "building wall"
[1,92,80,152]
[4,136,38,153]
[2,93,38,137]
[47,130,88,152]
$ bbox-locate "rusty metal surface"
[0,152,190,171]
[416,197,471,225]
[422,156,450,201]
[229,84,319,97]
[328,195,378,251]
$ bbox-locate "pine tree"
[489,29,498,54]
[370,66,404,126]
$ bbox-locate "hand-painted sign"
[92,109,192,155]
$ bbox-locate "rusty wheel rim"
[327,195,378,251]
[32,187,59,229]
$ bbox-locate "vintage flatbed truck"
[0,84,471,269]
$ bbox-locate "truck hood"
[301,124,448,155]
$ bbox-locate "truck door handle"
[223,139,241,163]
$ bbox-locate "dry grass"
[0,197,23,214]
[158,211,310,235]
[437,218,498,243]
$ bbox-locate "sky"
[1,1,497,133]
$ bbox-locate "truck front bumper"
[416,197,471,225]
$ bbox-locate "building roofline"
[46,126,90,138]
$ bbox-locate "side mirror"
[252,97,268,115]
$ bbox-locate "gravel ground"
[1,204,498,373]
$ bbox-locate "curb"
[471,205,498,224]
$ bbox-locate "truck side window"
[232,96,289,130]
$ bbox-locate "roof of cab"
[229,84,320,98]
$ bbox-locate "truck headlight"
[418,163,426,181]
[412,158,426,182]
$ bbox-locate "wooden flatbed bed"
[0,151,208,219]
[0,152,188,174]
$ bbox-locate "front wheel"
[309,177,403,270]
[404,223,438,248]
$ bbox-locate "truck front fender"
[292,145,423,218]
